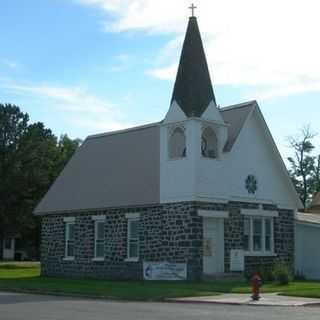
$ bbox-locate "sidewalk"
[169,293,320,307]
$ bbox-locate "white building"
[35,15,302,281]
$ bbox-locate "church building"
[35,14,302,280]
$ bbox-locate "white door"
[203,218,224,275]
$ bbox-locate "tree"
[0,104,80,259]
[311,155,320,192]
[287,126,319,208]
[0,104,30,258]
[55,134,82,176]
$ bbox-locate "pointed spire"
[171,16,216,117]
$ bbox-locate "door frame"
[202,217,225,275]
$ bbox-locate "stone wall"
[40,201,295,280]
[196,201,294,276]
[41,203,203,280]
[224,203,295,275]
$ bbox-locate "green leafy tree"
[55,134,82,175]
[0,104,29,252]
[0,104,80,259]
[311,155,320,195]
[16,123,59,226]
[287,126,319,208]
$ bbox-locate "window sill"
[63,257,75,261]
[125,258,139,263]
[244,252,277,257]
[92,258,105,262]
[168,157,187,162]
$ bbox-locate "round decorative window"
[245,175,258,194]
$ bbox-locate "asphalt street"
[0,292,319,320]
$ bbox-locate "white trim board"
[198,210,229,218]
[63,217,75,223]
[92,215,106,221]
[125,213,140,219]
[244,252,277,257]
[88,122,160,140]
[195,196,229,204]
[241,209,279,217]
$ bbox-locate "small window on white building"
[65,221,75,259]
[94,220,105,259]
[127,219,139,260]
[168,127,186,159]
[243,216,274,255]
[253,218,262,251]
[201,127,218,158]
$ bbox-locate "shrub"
[258,266,275,282]
[272,264,292,285]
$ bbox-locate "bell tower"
[160,8,228,203]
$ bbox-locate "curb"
[165,296,320,308]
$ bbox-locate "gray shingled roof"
[34,103,254,215]
[34,124,160,215]
[220,101,256,151]
[171,17,216,117]
[296,212,320,225]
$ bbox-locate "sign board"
[143,262,187,281]
[230,249,244,272]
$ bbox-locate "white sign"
[230,249,245,272]
[143,262,187,281]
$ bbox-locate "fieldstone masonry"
[41,201,294,280]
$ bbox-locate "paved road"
[0,292,320,320]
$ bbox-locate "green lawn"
[0,263,320,300]
[0,263,221,300]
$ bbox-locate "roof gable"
[237,105,303,209]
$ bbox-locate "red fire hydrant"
[251,273,262,301]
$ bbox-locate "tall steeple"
[171,15,216,118]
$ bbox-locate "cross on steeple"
[189,3,197,17]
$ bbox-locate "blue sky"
[1,0,320,160]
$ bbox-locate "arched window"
[201,127,218,159]
[169,127,186,159]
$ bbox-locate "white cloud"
[147,63,177,80]
[1,59,18,69]
[77,0,320,99]
[253,82,320,101]
[0,79,134,133]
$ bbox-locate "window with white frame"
[243,216,274,254]
[65,221,75,259]
[94,219,105,259]
[127,219,139,260]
